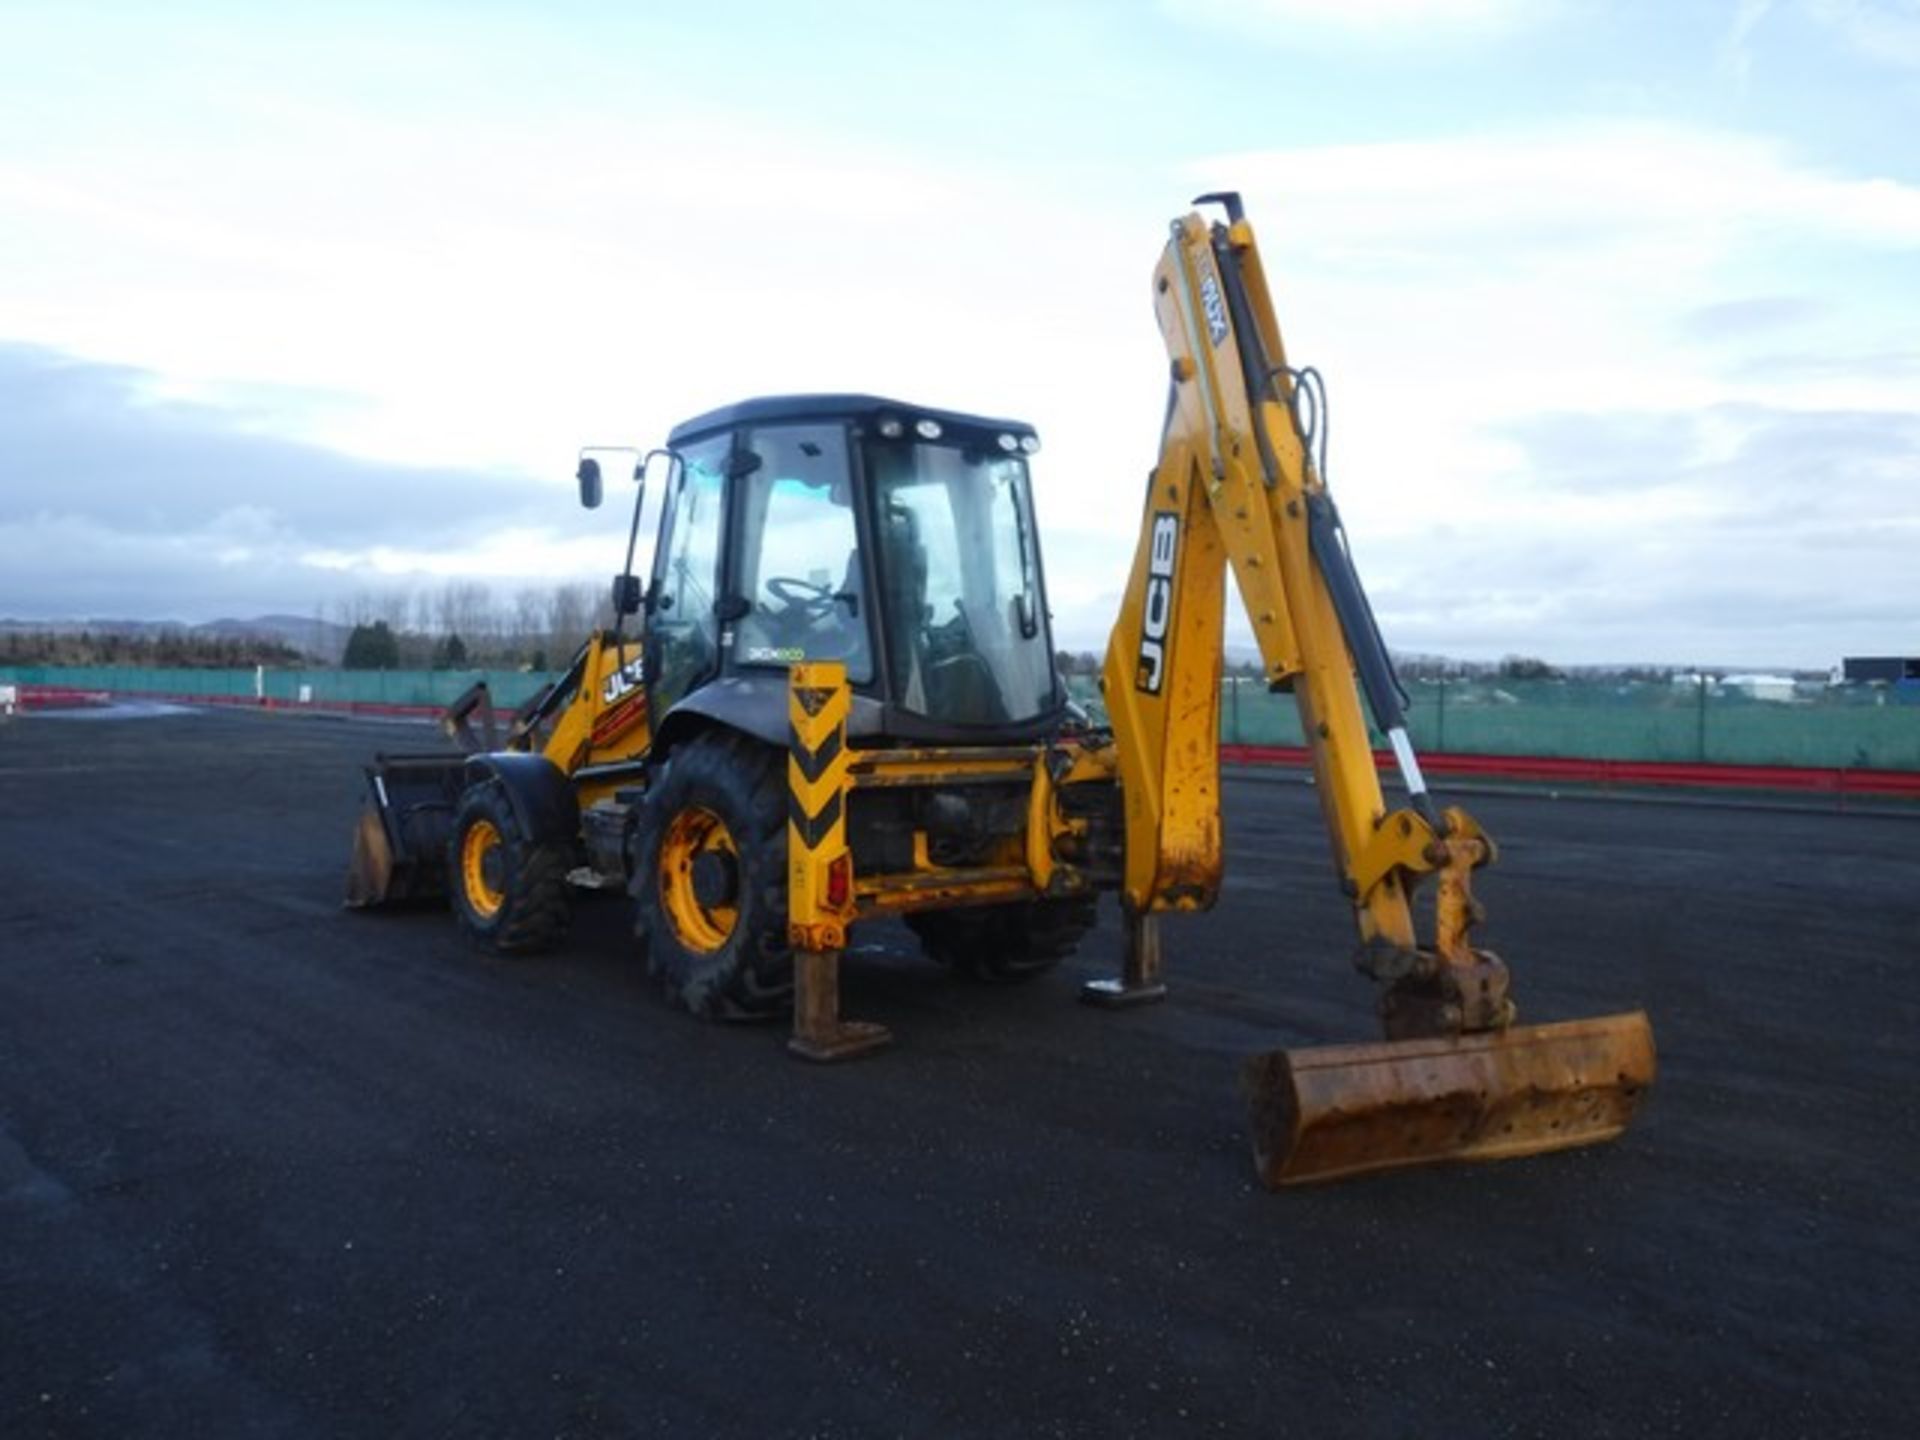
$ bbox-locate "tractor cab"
[625,395,1064,744]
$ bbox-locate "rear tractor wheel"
[906,895,1098,982]
[631,733,792,1020]
[447,779,573,953]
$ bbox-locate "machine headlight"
[1019,435,1041,455]
[914,418,943,440]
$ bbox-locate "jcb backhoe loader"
[347,194,1653,1186]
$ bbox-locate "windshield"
[865,439,1056,725]
[732,423,873,683]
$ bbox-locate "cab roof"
[668,393,1038,448]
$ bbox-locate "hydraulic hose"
[1201,209,1440,829]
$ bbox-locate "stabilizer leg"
[1081,909,1169,1008]
[788,947,891,1062]
[785,660,889,1062]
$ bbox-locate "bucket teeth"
[1243,1011,1656,1187]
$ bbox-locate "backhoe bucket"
[1242,1011,1655,1187]
[343,755,465,908]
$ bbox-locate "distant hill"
[194,615,349,661]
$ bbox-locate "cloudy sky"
[1,0,1915,666]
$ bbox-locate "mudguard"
[653,672,883,754]
[463,751,580,846]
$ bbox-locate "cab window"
[731,423,872,684]
[648,438,727,713]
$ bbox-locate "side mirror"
[576,456,604,510]
[611,573,643,616]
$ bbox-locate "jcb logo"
[1136,513,1179,694]
[1199,269,1229,347]
[601,655,646,705]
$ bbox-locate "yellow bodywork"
[1244,1013,1656,1186]
[545,633,654,811]
[1098,200,1655,1185]
[786,661,857,954]
[785,665,1103,929]
[344,628,653,910]
[1105,211,1414,945]
[459,817,506,919]
[657,804,740,952]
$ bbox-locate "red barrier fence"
[10,684,442,720]
[1220,743,1920,800]
[10,686,111,710]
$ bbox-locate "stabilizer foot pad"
[789,1022,893,1063]
[1080,979,1169,1009]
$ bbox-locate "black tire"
[447,779,572,953]
[905,895,1097,982]
[630,732,791,1020]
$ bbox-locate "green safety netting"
[1064,674,1919,771]
[0,665,559,711]
[7,667,1915,770]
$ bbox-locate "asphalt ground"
[1,705,1916,1438]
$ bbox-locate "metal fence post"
[1697,672,1709,764]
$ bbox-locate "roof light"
[1019,435,1041,455]
[877,417,904,439]
[996,432,1019,452]
[914,418,943,440]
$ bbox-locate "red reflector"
[826,853,852,908]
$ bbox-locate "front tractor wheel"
[631,733,792,1020]
[447,779,572,953]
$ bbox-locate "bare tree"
[512,587,545,652]
[545,581,598,657]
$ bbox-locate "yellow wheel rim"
[461,817,506,919]
[658,805,739,954]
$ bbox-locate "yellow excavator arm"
[1101,194,1655,1184]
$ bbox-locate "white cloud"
[1183,123,1920,500]
[0,93,1151,472]
[1207,123,1920,260]
[1165,121,1920,664]
[1161,0,1536,42]
[301,530,612,582]
[0,86,1172,619]
[2,14,1915,668]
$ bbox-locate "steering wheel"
[765,576,838,615]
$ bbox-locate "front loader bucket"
[1242,1011,1655,1187]
[343,754,466,908]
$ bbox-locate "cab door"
[647,436,729,716]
